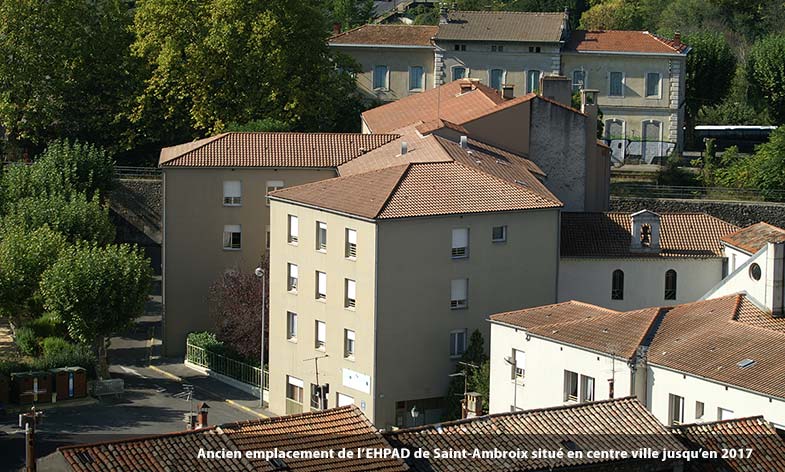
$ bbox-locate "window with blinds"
[345,279,356,309]
[345,228,357,259]
[315,320,326,349]
[316,271,327,300]
[222,225,241,250]
[223,181,242,206]
[344,329,355,358]
[288,215,299,244]
[287,263,298,292]
[450,278,468,309]
[451,228,469,259]
[316,222,327,251]
[286,312,297,340]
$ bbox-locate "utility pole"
[20,406,43,472]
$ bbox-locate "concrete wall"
[267,200,378,420]
[647,364,785,427]
[331,45,435,101]
[373,209,560,429]
[162,167,335,356]
[461,100,531,156]
[489,323,634,414]
[610,197,785,229]
[559,258,725,311]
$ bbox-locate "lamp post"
[504,356,518,412]
[254,266,266,409]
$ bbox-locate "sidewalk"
[149,359,276,419]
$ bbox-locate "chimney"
[459,80,473,94]
[581,88,599,144]
[332,22,341,35]
[765,242,784,316]
[539,75,572,107]
[196,402,210,429]
[400,141,408,155]
[673,31,681,47]
[502,84,514,100]
[629,210,661,253]
[462,392,482,419]
[459,135,468,149]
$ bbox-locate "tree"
[0,226,68,323]
[748,34,785,125]
[131,0,365,135]
[40,243,152,377]
[445,330,489,419]
[657,0,725,35]
[750,127,785,199]
[329,0,374,30]
[208,255,269,362]
[579,0,660,30]
[221,118,292,134]
[683,32,737,122]
[3,192,115,245]
[0,0,139,154]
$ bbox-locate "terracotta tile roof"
[329,24,437,47]
[361,79,505,134]
[721,221,785,255]
[159,132,399,168]
[385,398,684,472]
[560,212,739,258]
[221,405,408,472]
[734,299,785,333]
[59,406,408,472]
[673,417,785,472]
[436,11,567,43]
[491,300,620,330]
[566,30,690,54]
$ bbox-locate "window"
[316,271,327,300]
[491,45,504,52]
[450,278,468,309]
[449,329,467,357]
[452,66,467,81]
[749,263,762,281]
[454,44,466,51]
[526,70,541,93]
[528,46,541,53]
[511,349,525,380]
[265,226,270,251]
[286,376,304,404]
[490,69,505,90]
[373,65,388,90]
[316,222,327,251]
[580,375,595,402]
[287,215,299,244]
[669,394,685,425]
[287,263,298,292]
[695,401,705,420]
[266,180,284,205]
[645,72,661,98]
[337,392,354,407]
[315,320,326,349]
[345,228,357,258]
[223,181,241,206]
[286,312,297,340]
[345,279,356,309]
[611,269,624,300]
[451,228,469,258]
[718,407,734,421]
[222,225,241,250]
[344,329,355,358]
[609,72,624,97]
[409,66,424,91]
[572,70,586,92]
[492,225,507,243]
[564,370,578,402]
[665,270,677,300]
[310,383,322,410]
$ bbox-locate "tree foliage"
[684,32,737,119]
[41,243,152,377]
[747,35,785,125]
[580,0,660,30]
[328,0,374,30]
[0,0,139,152]
[445,330,490,419]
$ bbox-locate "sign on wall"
[342,368,371,394]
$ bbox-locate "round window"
[749,263,762,281]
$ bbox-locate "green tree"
[41,243,152,377]
[0,226,68,323]
[657,0,724,35]
[0,0,139,154]
[221,118,292,133]
[131,0,365,135]
[445,330,489,419]
[579,0,660,30]
[750,127,785,199]
[684,32,737,118]
[748,34,785,125]
[329,0,374,29]
[3,193,115,244]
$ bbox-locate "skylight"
[737,359,756,368]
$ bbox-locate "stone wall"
[610,196,785,228]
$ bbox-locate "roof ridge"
[223,404,359,429]
[673,415,767,430]
[490,299,599,320]
[375,162,415,218]
[58,425,219,451]
[159,133,228,165]
[447,157,561,206]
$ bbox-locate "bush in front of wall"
[14,326,39,356]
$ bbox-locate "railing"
[611,183,785,203]
[114,166,161,180]
[186,342,268,390]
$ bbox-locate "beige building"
[268,132,562,429]
[158,132,398,355]
[329,11,689,153]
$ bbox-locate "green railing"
[186,342,268,390]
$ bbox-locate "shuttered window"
[223,181,242,206]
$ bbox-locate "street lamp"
[504,356,518,412]
[255,266,266,409]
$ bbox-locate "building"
[329,11,690,154]
[361,78,610,211]
[558,210,739,310]
[385,397,686,471]
[159,132,399,355]
[41,405,409,471]
[267,131,562,429]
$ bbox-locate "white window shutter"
[451,279,467,300]
[288,376,304,389]
[289,264,298,279]
[318,272,327,293]
[515,350,526,370]
[289,216,298,237]
[452,228,468,248]
[346,330,355,341]
[223,181,241,198]
[347,229,357,244]
[347,280,356,299]
[317,321,326,341]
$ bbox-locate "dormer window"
[640,224,652,247]
[630,210,661,252]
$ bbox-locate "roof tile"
[720,221,785,255]
[436,11,566,43]
[566,30,689,54]
[329,24,438,47]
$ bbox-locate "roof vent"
[460,135,468,149]
[737,359,756,368]
[400,141,408,155]
[269,458,288,470]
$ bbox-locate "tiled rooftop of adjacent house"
[158,132,400,168]
[720,221,785,255]
[560,212,739,258]
[436,11,567,43]
[385,397,683,472]
[328,24,438,47]
[566,30,690,54]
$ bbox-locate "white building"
[490,223,785,428]
[558,210,739,311]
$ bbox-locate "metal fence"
[114,166,161,180]
[611,183,785,202]
[186,342,268,390]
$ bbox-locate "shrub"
[42,336,71,357]
[187,331,224,351]
[0,360,29,377]
[33,342,97,379]
[27,314,68,339]
[14,326,39,356]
